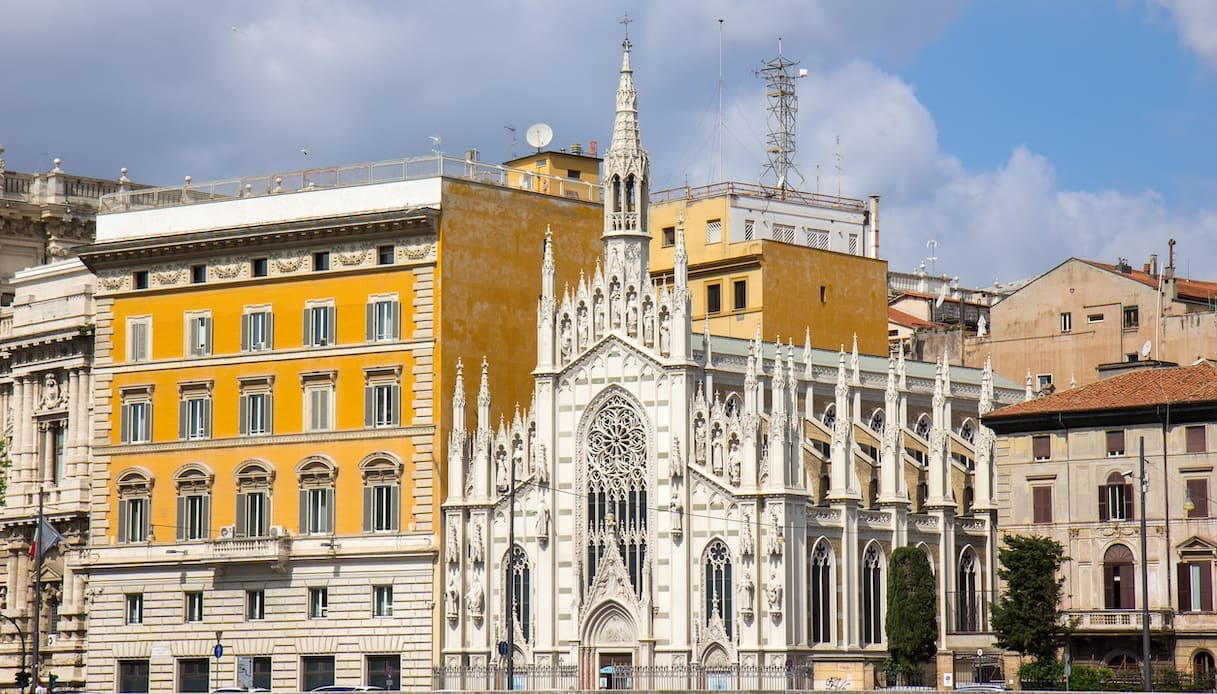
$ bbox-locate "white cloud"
[1157,0,1217,67]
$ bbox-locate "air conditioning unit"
[269,525,286,538]
[219,525,235,539]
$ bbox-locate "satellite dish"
[1141,340,1152,358]
[525,123,553,151]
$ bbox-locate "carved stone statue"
[767,514,784,557]
[626,293,639,336]
[536,502,551,541]
[560,318,573,361]
[578,305,589,347]
[445,579,461,621]
[738,569,755,610]
[668,437,683,480]
[41,373,62,409]
[468,521,485,565]
[740,512,754,557]
[659,312,671,354]
[669,496,683,537]
[446,524,461,565]
[643,303,654,344]
[495,450,508,492]
[466,579,484,619]
[534,443,549,485]
[766,570,783,612]
[694,416,707,463]
[728,438,741,486]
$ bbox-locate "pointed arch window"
[957,550,980,632]
[585,392,648,599]
[509,546,531,642]
[822,404,836,428]
[704,540,733,639]
[960,419,976,443]
[809,541,832,643]
[861,546,883,645]
[915,415,931,440]
[869,410,885,434]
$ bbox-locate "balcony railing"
[1067,608,1173,631]
[650,180,867,212]
[98,153,603,214]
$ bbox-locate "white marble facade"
[440,39,1020,688]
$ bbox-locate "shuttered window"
[299,488,335,535]
[178,397,211,440]
[1032,486,1053,524]
[306,387,333,431]
[241,310,274,352]
[363,484,400,533]
[1032,435,1051,461]
[366,299,401,342]
[186,314,212,357]
[365,383,400,428]
[176,494,210,541]
[1107,430,1126,456]
[1178,561,1214,612]
[303,305,336,347]
[1188,426,1207,454]
[1188,478,1210,519]
[128,317,151,362]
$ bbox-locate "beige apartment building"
[985,362,1217,677]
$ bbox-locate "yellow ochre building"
[76,157,605,693]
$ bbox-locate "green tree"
[990,534,1069,663]
[886,546,939,681]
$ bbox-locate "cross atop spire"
[620,12,632,47]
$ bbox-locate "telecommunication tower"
[758,39,806,197]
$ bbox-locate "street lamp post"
[1139,437,1151,692]
[0,613,28,692]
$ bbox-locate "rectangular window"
[1032,486,1053,524]
[301,655,335,692]
[125,594,144,624]
[305,385,334,432]
[366,654,401,691]
[1037,374,1053,391]
[178,395,211,440]
[177,657,209,693]
[119,659,150,694]
[364,484,400,533]
[133,270,149,290]
[121,400,152,444]
[190,264,207,284]
[184,591,204,623]
[807,229,830,249]
[364,368,402,429]
[304,303,337,347]
[246,590,265,620]
[236,491,269,538]
[706,283,722,315]
[185,312,212,357]
[121,497,149,543]
[241,309,274,352]
[313,251,330,271]
[1187,478,1209,519]
[251,258,268,277]
[1188,425,1207,454]
[705,219,722,244]
[309,587,329,619]
[1107,430,1126,456]
[373,585,394,617]
[127,317,151,362]
[239,387,273,435]
[662,226,675,247]
[848,233,859,254]
[1032,435,1051,461]
[1123,305,1140,329]
[1179,561,1214,612]
[1060,312,1072,333]
[377,245,394,265]
[366,297,401,342]
[250,656,272,691]
[733,279,747,311]
[743,219,755,241]
[1087,313,1104,323]
[176,494,210,541]
[301,488,335,535]
[773,223,795,243]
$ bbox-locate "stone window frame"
[296,456,338,536]
[126,315,152,363]
[184,310,213,358]
[174,463,214,541]
[238,375,275,436]
[365,293,401,343]
[116,467,155,544]
[241,305,275,353]
[363,366,402,429]
[177,381,213,441]
[300,370,337,433]
[360,453,403,533]
[233,460,275,539]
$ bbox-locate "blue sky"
[3,1,1216,286]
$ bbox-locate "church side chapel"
[438,34,1022,691]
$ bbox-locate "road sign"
[214,643,224,660]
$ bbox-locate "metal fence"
[432,663,814,691]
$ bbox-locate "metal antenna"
[834,134,842,199]
[505,124,517,159]
[758,38,805,198]
[717,19,725,183]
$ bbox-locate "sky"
[4,0,1217,287]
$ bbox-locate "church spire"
[603,29,651,281]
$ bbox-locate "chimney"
[570,143,583,155]
[868,194,880,259]
[589,140,598,157]
[1166,239,1176,279]
[1148,253,1158,278]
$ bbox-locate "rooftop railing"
[99,153,604,214]
[651,180,867,212]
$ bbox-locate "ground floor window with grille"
[367,654,401,690]
[177,657,210,693]
[373,585,394,617]
[302,655,335,691]
[118,659,150,694]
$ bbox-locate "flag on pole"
[30,519,64,560]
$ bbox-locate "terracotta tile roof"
[1080,259,1217,304]
[986,361,1217,420]
[888,306,935,329]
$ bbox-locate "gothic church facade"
[439,38,1021,690]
